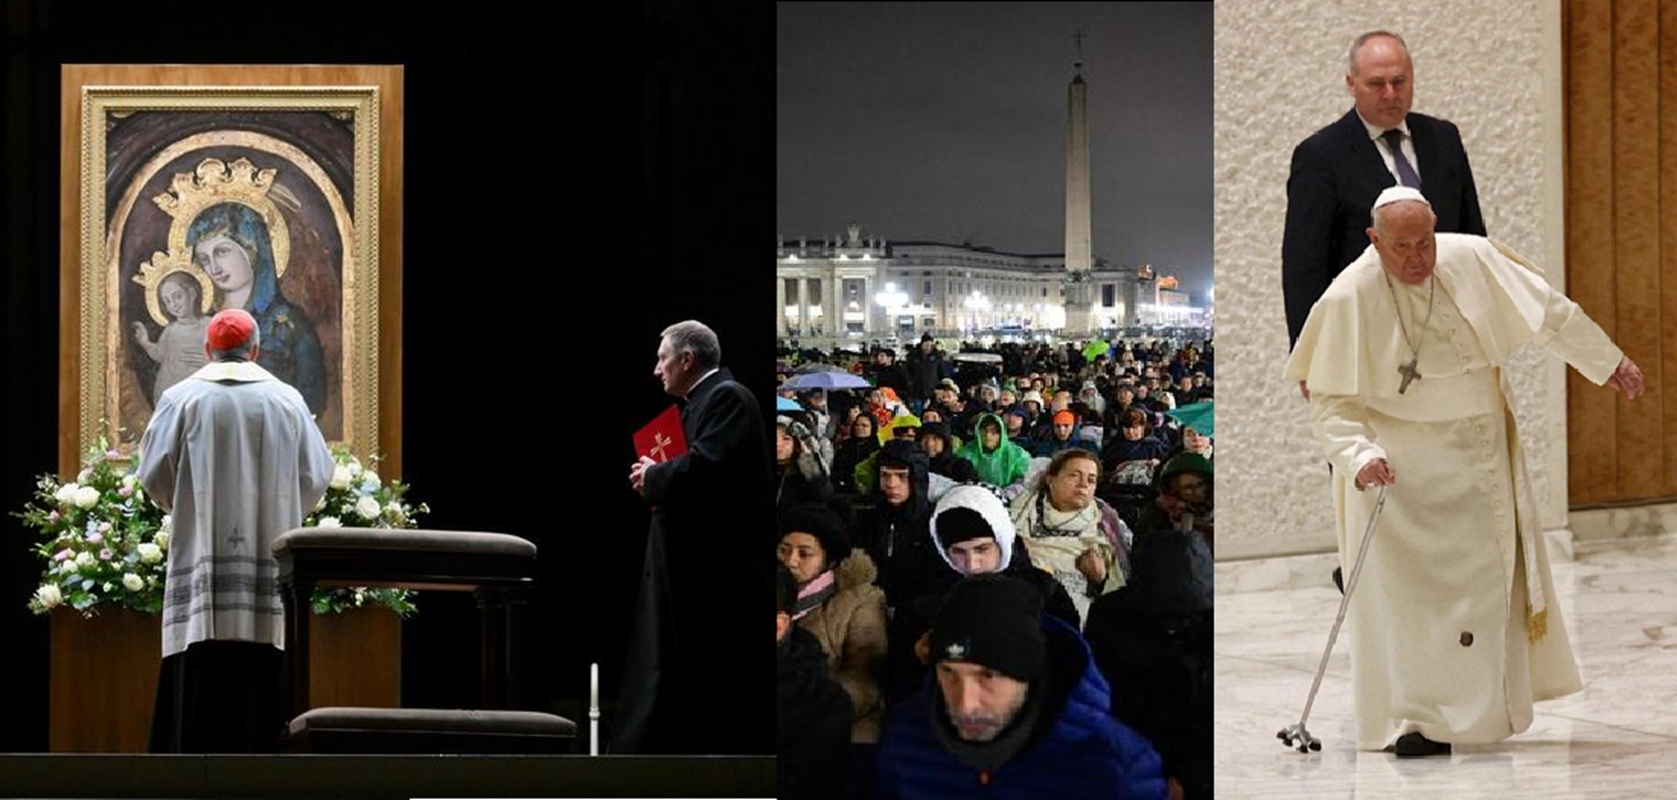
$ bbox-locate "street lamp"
[962,290,990,332]
[875,282,908,336]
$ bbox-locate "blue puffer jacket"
[876,614,1169,799]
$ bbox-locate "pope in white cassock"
[1284,186,1645,757]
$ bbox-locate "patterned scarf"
[793,569,837,621]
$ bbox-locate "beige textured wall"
[1215,1,1565,560]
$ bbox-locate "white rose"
[348,458,364,478]
[354,496,381,520]
[330,465,354,490]
[137,543,163,563]
[74,551,95,568]
[73,486,101,509]
[316,516,342,529]
[160,514,173,533]
[154,532,169,550]
[361,470,381,490]
[77,468,92,484]
[34,585,62,609]
[54,483,79,504]
[122,573,145,592]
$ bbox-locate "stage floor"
[0,754,774,798]
[1216,533,1677,798]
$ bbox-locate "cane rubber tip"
[1309,741,1322,752]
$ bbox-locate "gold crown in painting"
[149,157,292,281]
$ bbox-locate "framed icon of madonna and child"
[61,65,405,475]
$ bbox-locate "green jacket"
[955,412,1032,488]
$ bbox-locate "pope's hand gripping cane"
[1278,484,1388,753]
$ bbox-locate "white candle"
[590,662,600,756]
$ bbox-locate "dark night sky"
[777,2,1212,297]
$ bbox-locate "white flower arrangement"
[300,446,429,616]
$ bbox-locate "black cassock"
[613,368,774,754]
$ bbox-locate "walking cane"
[1277,484,1388,753]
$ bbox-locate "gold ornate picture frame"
[61,66,404,474]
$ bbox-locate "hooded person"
[855,413,923,495]
[777,415,834,518]
[918,421,979,484]
[1085,518,1214,800]
[875,575,1169,800]
[856,440,937,610]
[955,412,1031,491]
[1137,452,1213,548]
[930,485,1080,629]
[777,561,854,800]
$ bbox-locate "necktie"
[1382,129,1421,189]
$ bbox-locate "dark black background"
[0,0,773,751]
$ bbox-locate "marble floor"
[1216,533,1677,798]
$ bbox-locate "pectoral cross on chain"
[650,432,672,462]
[1398,358,1421,394]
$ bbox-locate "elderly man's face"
[1347,34,1413,131]
[654,337,698,397]
[1369,201,1439,285]
[937,661,1031,743]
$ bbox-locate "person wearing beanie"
[137,309,334,752]
[778,562,854,800]
[778,501,888,749]
[1031,408,1099,459]
[917,421,978,484]
[875,575,1169,799]
[955,412,1031,491]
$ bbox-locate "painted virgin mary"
[187,202,326,414]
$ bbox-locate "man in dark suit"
[1282,30,1486,352]
[619,320,773,754]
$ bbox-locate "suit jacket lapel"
[1336,109,1395,192]
[1409,117,1443,189]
